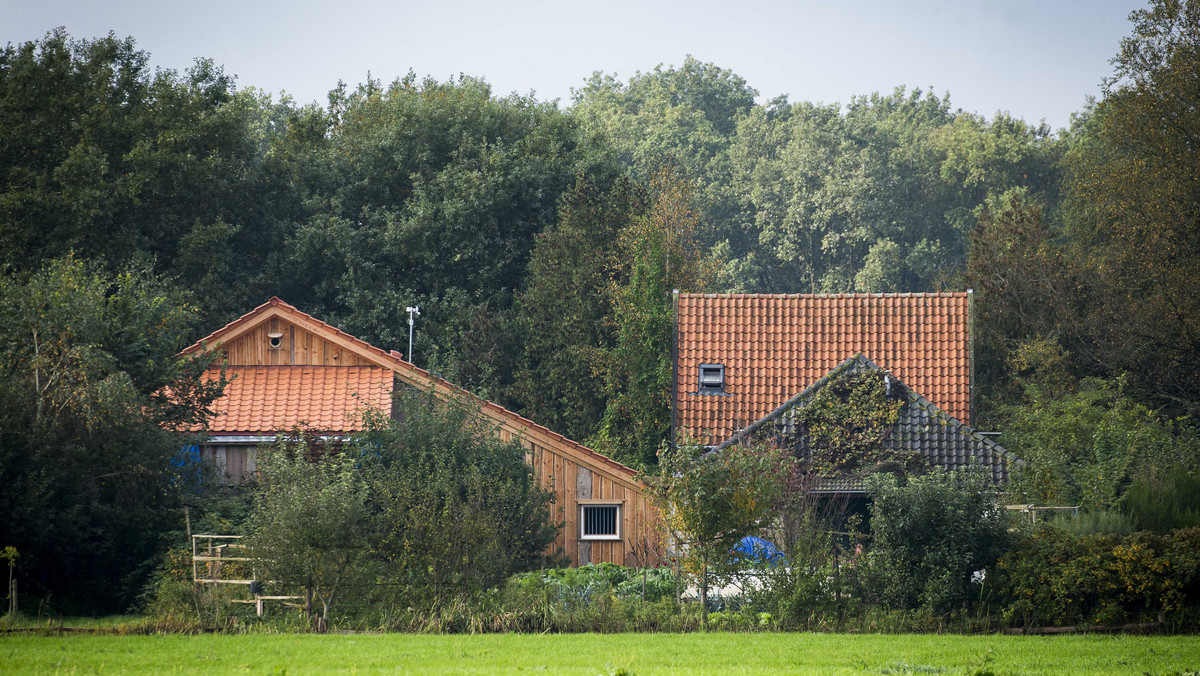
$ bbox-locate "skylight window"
[698,363,725,394]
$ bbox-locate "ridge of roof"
[679,291,971,299]
[184,298,641,480]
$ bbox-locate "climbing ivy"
[786,369,910,475]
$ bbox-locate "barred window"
[580,504,621,540]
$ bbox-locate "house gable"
[711,354,1021,490]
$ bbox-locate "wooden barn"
[182,297,662,568]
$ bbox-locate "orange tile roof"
[199,366,393,435]
[675,292,972,445]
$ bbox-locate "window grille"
[580,504,620,540]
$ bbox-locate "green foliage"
[0,257,223,612]
[592,170,717,467]
[1121,466,1200,533]
[722,89,1060,294]
[357,388,559,605]
[992,525,1200,627]
[509,174,645,441]
[1049,509,1139,537]
[246,433,375,629]
[292,74,595,393]
[1060,0,1200,416]
[998,343,1200,510]
[867,469,1012,613]
[963,190,1090,422]
[0,30,298,320]
[652,442,788,626]
[510,563,678,605]
[788,369,907,475]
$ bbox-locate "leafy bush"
[866,469,1012,613]
[998,349,1200,511]
[991,525,1200,627]
[511,564,678,606]
[246,435,375,630]
[1122,466,1200,533]
[357,389,559,606]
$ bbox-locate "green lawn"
[2,633,1198,674]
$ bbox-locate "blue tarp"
[172,445,203,492]
[732,535,784,564]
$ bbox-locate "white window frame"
[579,502,622,541]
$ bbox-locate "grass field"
[2,632,1198,674]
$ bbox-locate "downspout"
[670,289,680,452]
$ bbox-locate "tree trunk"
[673,557,681,613]
[304,587,313,630]
[700,553,709,631]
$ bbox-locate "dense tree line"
[2,1,1199,611]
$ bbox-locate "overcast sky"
[4,0,1144,131]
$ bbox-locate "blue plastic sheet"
[732,535,784,564]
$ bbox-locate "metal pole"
[405,306,420,363]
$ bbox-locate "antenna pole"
[406,306,420,364]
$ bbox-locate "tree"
[592,170,717,468]
[0,256,224,612]
[651,442,787,629]
[963,189,1093,423]
[285,74,593,394]
[246,433,374,631]
[722,89,1061,294]
[357,389,558,604]
[997,340,1199,511]
[571,57,756,247]
[509,173,645,441]
[0,30,298,325]
[1061,0,1200,416]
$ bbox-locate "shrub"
[1122,466,1200,533]
[866,469,1012,613]
[991,525,1200,627]
[358,389,559,607]
[1049,508,1138,537]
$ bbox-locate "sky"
[4,0,1145,131]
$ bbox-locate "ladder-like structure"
[191,534,302,616]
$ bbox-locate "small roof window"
[698,363,725,394]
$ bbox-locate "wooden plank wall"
[199,445,257,484]
[218,318,375,367]
[502,428,662,568]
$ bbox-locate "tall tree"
[509,173,646,440]
[285,74,593,393]
[723,89,1061,294]
[1062,0,1200,415]
[593,170,717,468]
[0,257,224,612]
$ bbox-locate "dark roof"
[709,354,1021,491]
[675,292,972,445]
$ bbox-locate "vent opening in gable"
[698,364,725,393]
